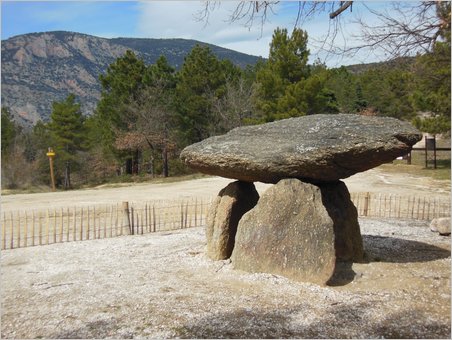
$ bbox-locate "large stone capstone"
[180,114,422,183]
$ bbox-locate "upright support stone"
[319,181,364,262]
[231,179,336,285]
[206,181,259,260]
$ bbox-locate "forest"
[1,23,450,190]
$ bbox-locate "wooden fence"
[351,192,450,220]
[1,198,210,250]
[1,193,450,251]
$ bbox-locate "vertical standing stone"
[206,181,259,260]
[231,179,336,285]
[319,181,365,262]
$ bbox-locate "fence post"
[80,207,84,241]
[73,207,77,241]
[32,211,36,247]
[153,205,156,232]
[46,209,50,245]
[60,208,63,243]
[110,205,113,238]
[2,213,6,250]
[363,192,370,217]
[24,212,28,248]
[185,202,189,229]
[10,212,14,249]
[131,207,135,235]
[122,202,131,235]
[17,211,21,248]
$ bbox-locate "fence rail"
[351,192,450,220]
[1,198,210,250]
[1,193,450,251]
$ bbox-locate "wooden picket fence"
[1,193,450,251]
[1,198,210,250]
[351,192,450,220]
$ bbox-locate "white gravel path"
[1,218,450,339]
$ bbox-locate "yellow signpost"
[46,147,56,191]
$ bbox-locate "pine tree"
[1,107,17,154]
[94,50,147,174]
[47,94,85,189]
[175,45,237,144]
[255,29,338,121]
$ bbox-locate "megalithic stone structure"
[181,114,422,285]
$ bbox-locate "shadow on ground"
[175,302,450,339]
[362,235,450,263]
[327,235,450,286]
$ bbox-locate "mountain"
[1,31,262,127]
[345,56,415,74]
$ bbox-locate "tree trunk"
[125,158,133,175]
[133,149,140,175]
[162,145,169,177]
[64,161,71,190]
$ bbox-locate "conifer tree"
[47,94,85,189]
[95,50,147,174]
[175,45,237,144]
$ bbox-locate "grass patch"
[379,149,451,181]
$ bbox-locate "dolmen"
[180,114,422,285]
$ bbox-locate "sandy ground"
[1,218,450,339]
[1,168,451,338]
[2,167,450,213]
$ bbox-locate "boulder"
[206,181,259,260]
[319,181,364,262]
[180,114,422,183]
[231,179,336,285]
[430,218,451,236]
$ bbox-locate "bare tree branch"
[329,1,353,19]
[199,1,450,61]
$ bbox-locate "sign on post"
[46,147,56,191]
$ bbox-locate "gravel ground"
[1,218,450,339]
[2,168,450,213]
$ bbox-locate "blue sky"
[2,1,395,67]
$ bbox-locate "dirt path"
[1,219,450,339]
[2,167,450,213]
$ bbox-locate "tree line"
[2,25,450,190]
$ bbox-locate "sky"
[1,1,395,67]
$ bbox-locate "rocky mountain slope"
[1,31,261,127]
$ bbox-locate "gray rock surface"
[180,114,422,183]
[430,217,451,236]
[206,181,259,260]
[231,179,336,285]
[319,181,364,262]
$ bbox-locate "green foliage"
[175,45,240,143]
[5,18,451,189]
[45,94,86,188]
[413,115,451,135]
[1,107,17,154]
[254,28,338,121]
[326,67,361,112]
[48,94,85,163]
[95,50,147,156]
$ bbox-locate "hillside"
[1,31,262,127]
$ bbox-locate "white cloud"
[135,1,397,66]
[136,1,280,57]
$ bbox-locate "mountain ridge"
[1,31,263,127]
